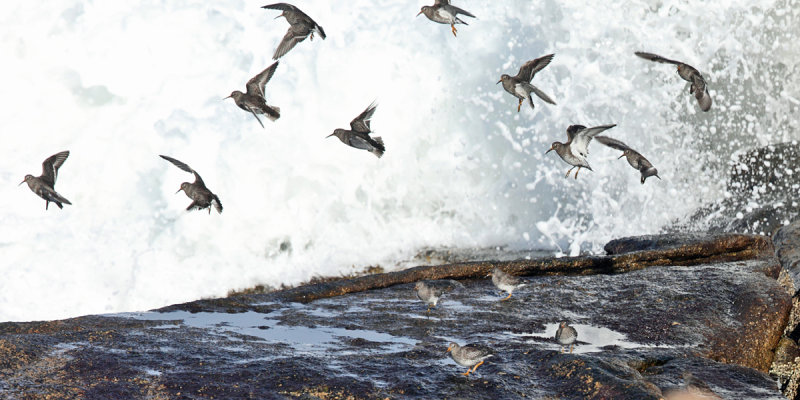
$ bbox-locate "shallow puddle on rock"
[124,310,418,355]
[508,323,671,354]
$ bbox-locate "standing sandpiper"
[487,267,524,301]
[546,124,616,179]
[595,136,661,184]
[262,3,326,60]
[20,151,71,210]
[555,321,578,353]
[225,61,281,128]
[160,155,223,214]
[498,54,557,112]
[328,102,385,158]
[635,51,712,112]
[414,281,443,312]
[417,0,475,37]
[446,342,494,376]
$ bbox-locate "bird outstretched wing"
[160,155,205,186]
[571,124,616,158]
[273,25,310,59]
[350,102,378,133]
[594,135,631,152]
[516,54,555,82]
[246,61,279,98]
[261,3,299,12]
[41,150,70,187]
[634,51,682,65]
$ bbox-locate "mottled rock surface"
[0,234,791,399]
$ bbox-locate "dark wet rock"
[0,233,791,398]
[676,142,800,236]
[775,220,800,295]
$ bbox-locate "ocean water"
[1,0,797,322]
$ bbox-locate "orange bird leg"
[471,361,485,373]
[501,292,512,301]
[517,98,523,112]
[565,167,574,178]
[574,167,581,179]
[451,24,458,37]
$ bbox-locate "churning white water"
[0,0,797,321]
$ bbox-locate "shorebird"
[498,54,557,112]
[20,151,71,210]
[635,51,712,112]
[664,372,722,399]
[262,3,326,60]
[414,281,443,312]
[417,0,475,37]
[447,342,494,376]
[595,136,661,184]
[487,267,524,301]
[328,102,385,158]
[546,124,616,179]
[160,155,222,214]
[225,61,281,128]
[555,322,578,353]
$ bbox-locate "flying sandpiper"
[417,0,475,37]
[225,61,281,128]
[498,54,557,112]
[328,102,385,158]
[546,124,616,179]
[20,151,72,210]
[160,155,223,214]
[595,135,661,184]
[635,51,712,112]
[262,3,326,60]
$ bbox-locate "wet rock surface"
[0,234,792,399]
[676,142,800,236]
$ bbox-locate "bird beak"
[545,147,554,155]
[618,154,625,159]
[175,188,183,194]
[496,79,502,84]
[326,133,335,138]
[656,174,662,180]
[223,95,232,100]
[18,179,25,186]
[416,10,423,17]
[446,345,453,352]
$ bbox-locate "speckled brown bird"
[447,342,494,376]
[635,51,712,112]
[160,155,222,214]
[595,135,661,184]
[262,3,326,60]
[498,54,556,112]
[20,151,72,210]
[417,0,475,37]
[225,61,281,128]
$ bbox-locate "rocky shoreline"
[1,230,799,399]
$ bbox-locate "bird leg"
[501,292,513,301]
[565,167,575,178]
[462,370,471,376]
[569,344,574,354]
[451,24,458,37]
[559,346,565,354]
[310,32,314,41]
[471,361,485,373]
[45,201,49,210]
[517,98,523,112]
[574,167,581,179]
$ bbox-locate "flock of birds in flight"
[18,1,716,383]
[20,0,713,214]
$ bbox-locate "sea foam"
[0,0,797,321]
